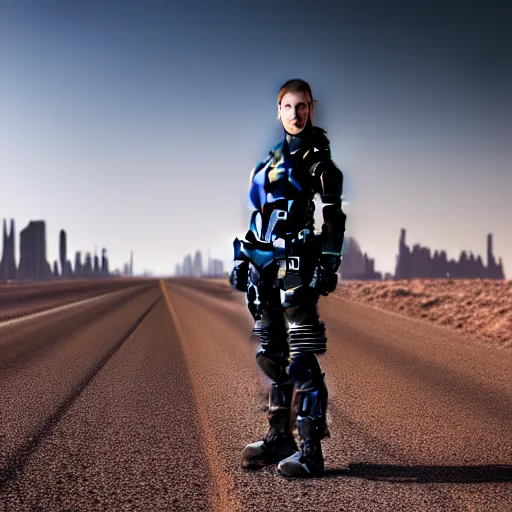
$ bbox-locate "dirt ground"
[334,279,512,349]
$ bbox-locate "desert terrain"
[334,279,512,349]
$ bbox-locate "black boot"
[277,376,329,477]
[242,380,298,469]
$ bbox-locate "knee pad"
[288,353,322,388]
[252,323,288,351]
[288,321,326,357]
[256,349,289,382]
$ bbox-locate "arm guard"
[316,159,347,262]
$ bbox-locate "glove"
[309,255,340,296]
[320,255,341,273]
[229,261,249,292]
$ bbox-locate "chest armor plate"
[249,144,324,241]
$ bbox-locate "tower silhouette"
[18,221,51,281]
[74,251,82,278]
[0,219,16,281]
[59,229,67,278]
[101,248,109,276]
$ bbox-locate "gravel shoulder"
[334,279,512,349]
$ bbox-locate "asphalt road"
[0,277,511,511]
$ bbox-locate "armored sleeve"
[316,159,347,257]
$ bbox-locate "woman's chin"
[286,125,304,135]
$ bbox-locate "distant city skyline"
[174,249,226,278]
[0,214,507,281]
[0,217,134,280]
[1,1,510,278]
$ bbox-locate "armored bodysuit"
[230,120,346,476]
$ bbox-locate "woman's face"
[278,91,310,135]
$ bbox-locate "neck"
[285,119,313,154]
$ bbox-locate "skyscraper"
[101,248,109,276]
[193,250,203,277]
[59,229,67,278]
[74,251,82,278]
[0,218,16,281]
[18,221,51,281]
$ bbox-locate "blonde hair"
[276,79,316,122]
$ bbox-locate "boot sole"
[242,460,279,471]
[242,457,281,470]
[277,467,324,478]
[241,448,298,470]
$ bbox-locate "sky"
[0,0,511,278]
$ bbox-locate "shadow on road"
[324,463,512,483]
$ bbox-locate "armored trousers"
[247,274,329,442]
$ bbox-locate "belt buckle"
[287,256,300,272]
[277,256,300,277]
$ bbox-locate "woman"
[230,79,346,477]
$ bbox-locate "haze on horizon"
[1,0,511,278]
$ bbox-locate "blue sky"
[1,0,511,277]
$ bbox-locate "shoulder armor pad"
[302,127,331,163]
[269,139,285,163]
[269,139,283,154]
[311,126,331,148]
[249,153,272,184]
